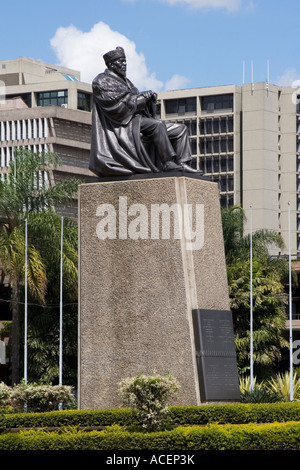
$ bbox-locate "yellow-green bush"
[0,422,300,450]
[1,402,300,430]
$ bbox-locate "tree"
[25,212,78,385]
[228,258,288,374]
[221,205,292,376]
[0,148,80,384]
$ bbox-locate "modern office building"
[157,82,300,262]
[0,57,95,218]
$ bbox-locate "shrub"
[118,373,180,432]
[1,421,300,450]
[239,375,260,394]
[0,382,11,409]
[266,372,300,401]
[240,387,282,403]
[10,383,74,413]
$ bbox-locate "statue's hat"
[103,47,125,66]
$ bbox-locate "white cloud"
[275,68,300,87]
[156,0,243,12]
[164,74,190,90]
[50,22,164,91]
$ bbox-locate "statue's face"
[109,58,127,78]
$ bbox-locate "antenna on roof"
[251,60,254,94]
[266,59,270,94]
[242,60,245,85]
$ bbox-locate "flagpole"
[288,202,294,401]
[24,218,28,385]
[59,216,64,388]
[250,204,254,392]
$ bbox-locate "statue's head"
[103,47,126,78]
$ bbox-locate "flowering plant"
[0,382,11,409]
[118,373,180,432]
[9,382,74,412]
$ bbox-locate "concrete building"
[0,57,95,217]
[157,82,300,261]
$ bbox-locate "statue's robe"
[89,69,159,177]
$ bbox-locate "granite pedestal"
[78,174,237,409]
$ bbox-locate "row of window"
[174,116,234,136]
[0,144,48,167]
[200,136,234,154]
[200,116,234,135]
[200,155,234,174]
[38,90,68,107]
[0,167,50,189]
[161,93,234,117]
[0,118,48,141]
[37,90,91,111]
[5,90,91,111]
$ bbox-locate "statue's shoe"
[162,161,183,171]
[179,163,203,174]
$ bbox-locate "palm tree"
[25,212,78,384]
[0,148,80,384]
[221,205,293,376]
[228,258,288,373]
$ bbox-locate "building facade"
[0,57,95,217]
[157,82,300,261]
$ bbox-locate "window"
[37,90,68,107]
[190,138,197,155]
[6,93,31,107]
[165,97,196,116]
[200,116,234,134]
[176,119,197,135]
[155,103,161,119]
[78,92,91,111]
[201,94,233,111]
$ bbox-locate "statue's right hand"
[142,91,155,102]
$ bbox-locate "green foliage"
[229,257,288,372]
[3,402,300,429]
[0,382,74,413]
[240,387,282,403]
[0,148,81,384]
[2,408,136,429]
[221,205,291,375]
[0,421,300,450]
[266,372,300,401]
[0,382,11,409]
[118,373,180,432]
[25,212,79,385]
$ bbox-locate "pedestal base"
[78,175,235,409]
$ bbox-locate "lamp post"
[288,202,294,401]
[250,204,253,392]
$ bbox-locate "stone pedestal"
[78,175,234,409]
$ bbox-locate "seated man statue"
[89,46,202,177]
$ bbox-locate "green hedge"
[0,422,300,450]
[1,402,300,430]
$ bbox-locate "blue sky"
[2,0,300,91]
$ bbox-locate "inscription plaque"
[192,309,240,401]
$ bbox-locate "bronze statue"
[89,47,202,177]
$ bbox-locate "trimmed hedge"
[0,422,300,450]
[1,402,300,430]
